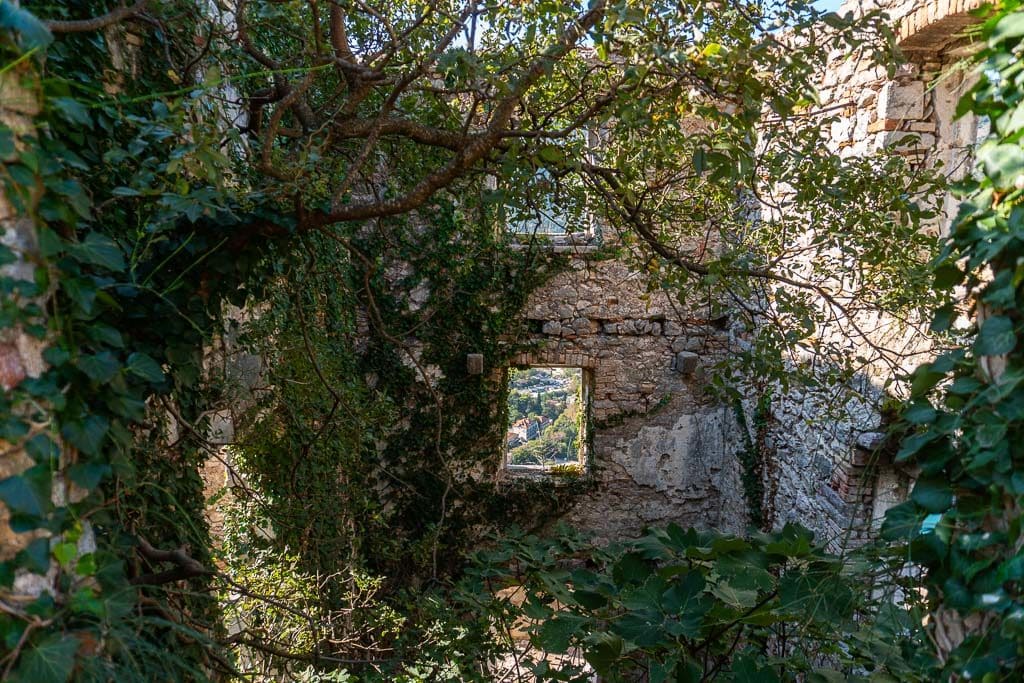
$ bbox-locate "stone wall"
[503,245,749,540]
[758,0,984,551]
[509,0,985,548]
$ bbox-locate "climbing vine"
[731,390,774,531]
[885,1,1024,677]
[0,3,294,679]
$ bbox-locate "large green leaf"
[975,315,1016,356]
[0,466,51,517]
[979,143,1024,189]
[77,351,120,383]
[11,633,78,683]
[125,352,165,383]
[710,580,758,610]
[534,613,586,653]
[62,415,110,456]
[69,233,126,272]
[582,631,623,674]
[911,477,953,513]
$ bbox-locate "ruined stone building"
[486,0,988,549]
[197,0,987,555]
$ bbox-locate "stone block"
[663,321,682,336]
[875,130,935,151]
[877,81,925,120]
[674,351,699,375]
[856,431,886,452]
[208,410,235,445]
[830,117,854,142]
[466,353,484,375]
[867,118,901,133]
[541,321,561,335]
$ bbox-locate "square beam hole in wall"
[504,366,590,475]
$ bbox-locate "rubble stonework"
[764,0,985,549]
[507,253,749,538]
[511,0,983,548]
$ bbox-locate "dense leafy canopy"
[0,0,1019,680]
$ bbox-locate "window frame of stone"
[502,364,593,478]
[494,127,604,245]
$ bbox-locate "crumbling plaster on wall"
[507,252,749,538]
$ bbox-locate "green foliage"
[461,524,927,682]
[886,1,1024,678]
[0,2,289,678]
[0,0,990,680]
[731,390,773,530]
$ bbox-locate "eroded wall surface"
[507,251,749,539]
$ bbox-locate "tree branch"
[131,537,212,585]
[45,0,148,34]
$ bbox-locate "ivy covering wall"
[3,0,1024,681]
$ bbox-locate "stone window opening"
[490,128,603,244]
[503,366,591,476]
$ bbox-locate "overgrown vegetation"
[0,0,1019,680]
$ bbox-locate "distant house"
[510,417,544,441]
[506,432,524,449]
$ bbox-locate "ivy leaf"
[0,125,13,158]
[911,477,953,513]
[52,542,77,567]
[933,264,964,290]
[903,402,937,425]
[76,554,97,577]
[0,466,51,517]
[126,352,165,383]
[24,434,59,464]
[0,417,29,442]
[975,316,1016,356]
[42,346,70,367]
[69,233,126,272]
[86,324,124,348]
[62,277,99,318]
[880,501,924,541]
[62,415,110,456]
[51,97,91,127]
[930,303,956,333]
[11,633,78,683]
[16,537,50,574]
[77,351,120,383]
[895,431,938,462]
[67,463,111,490]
